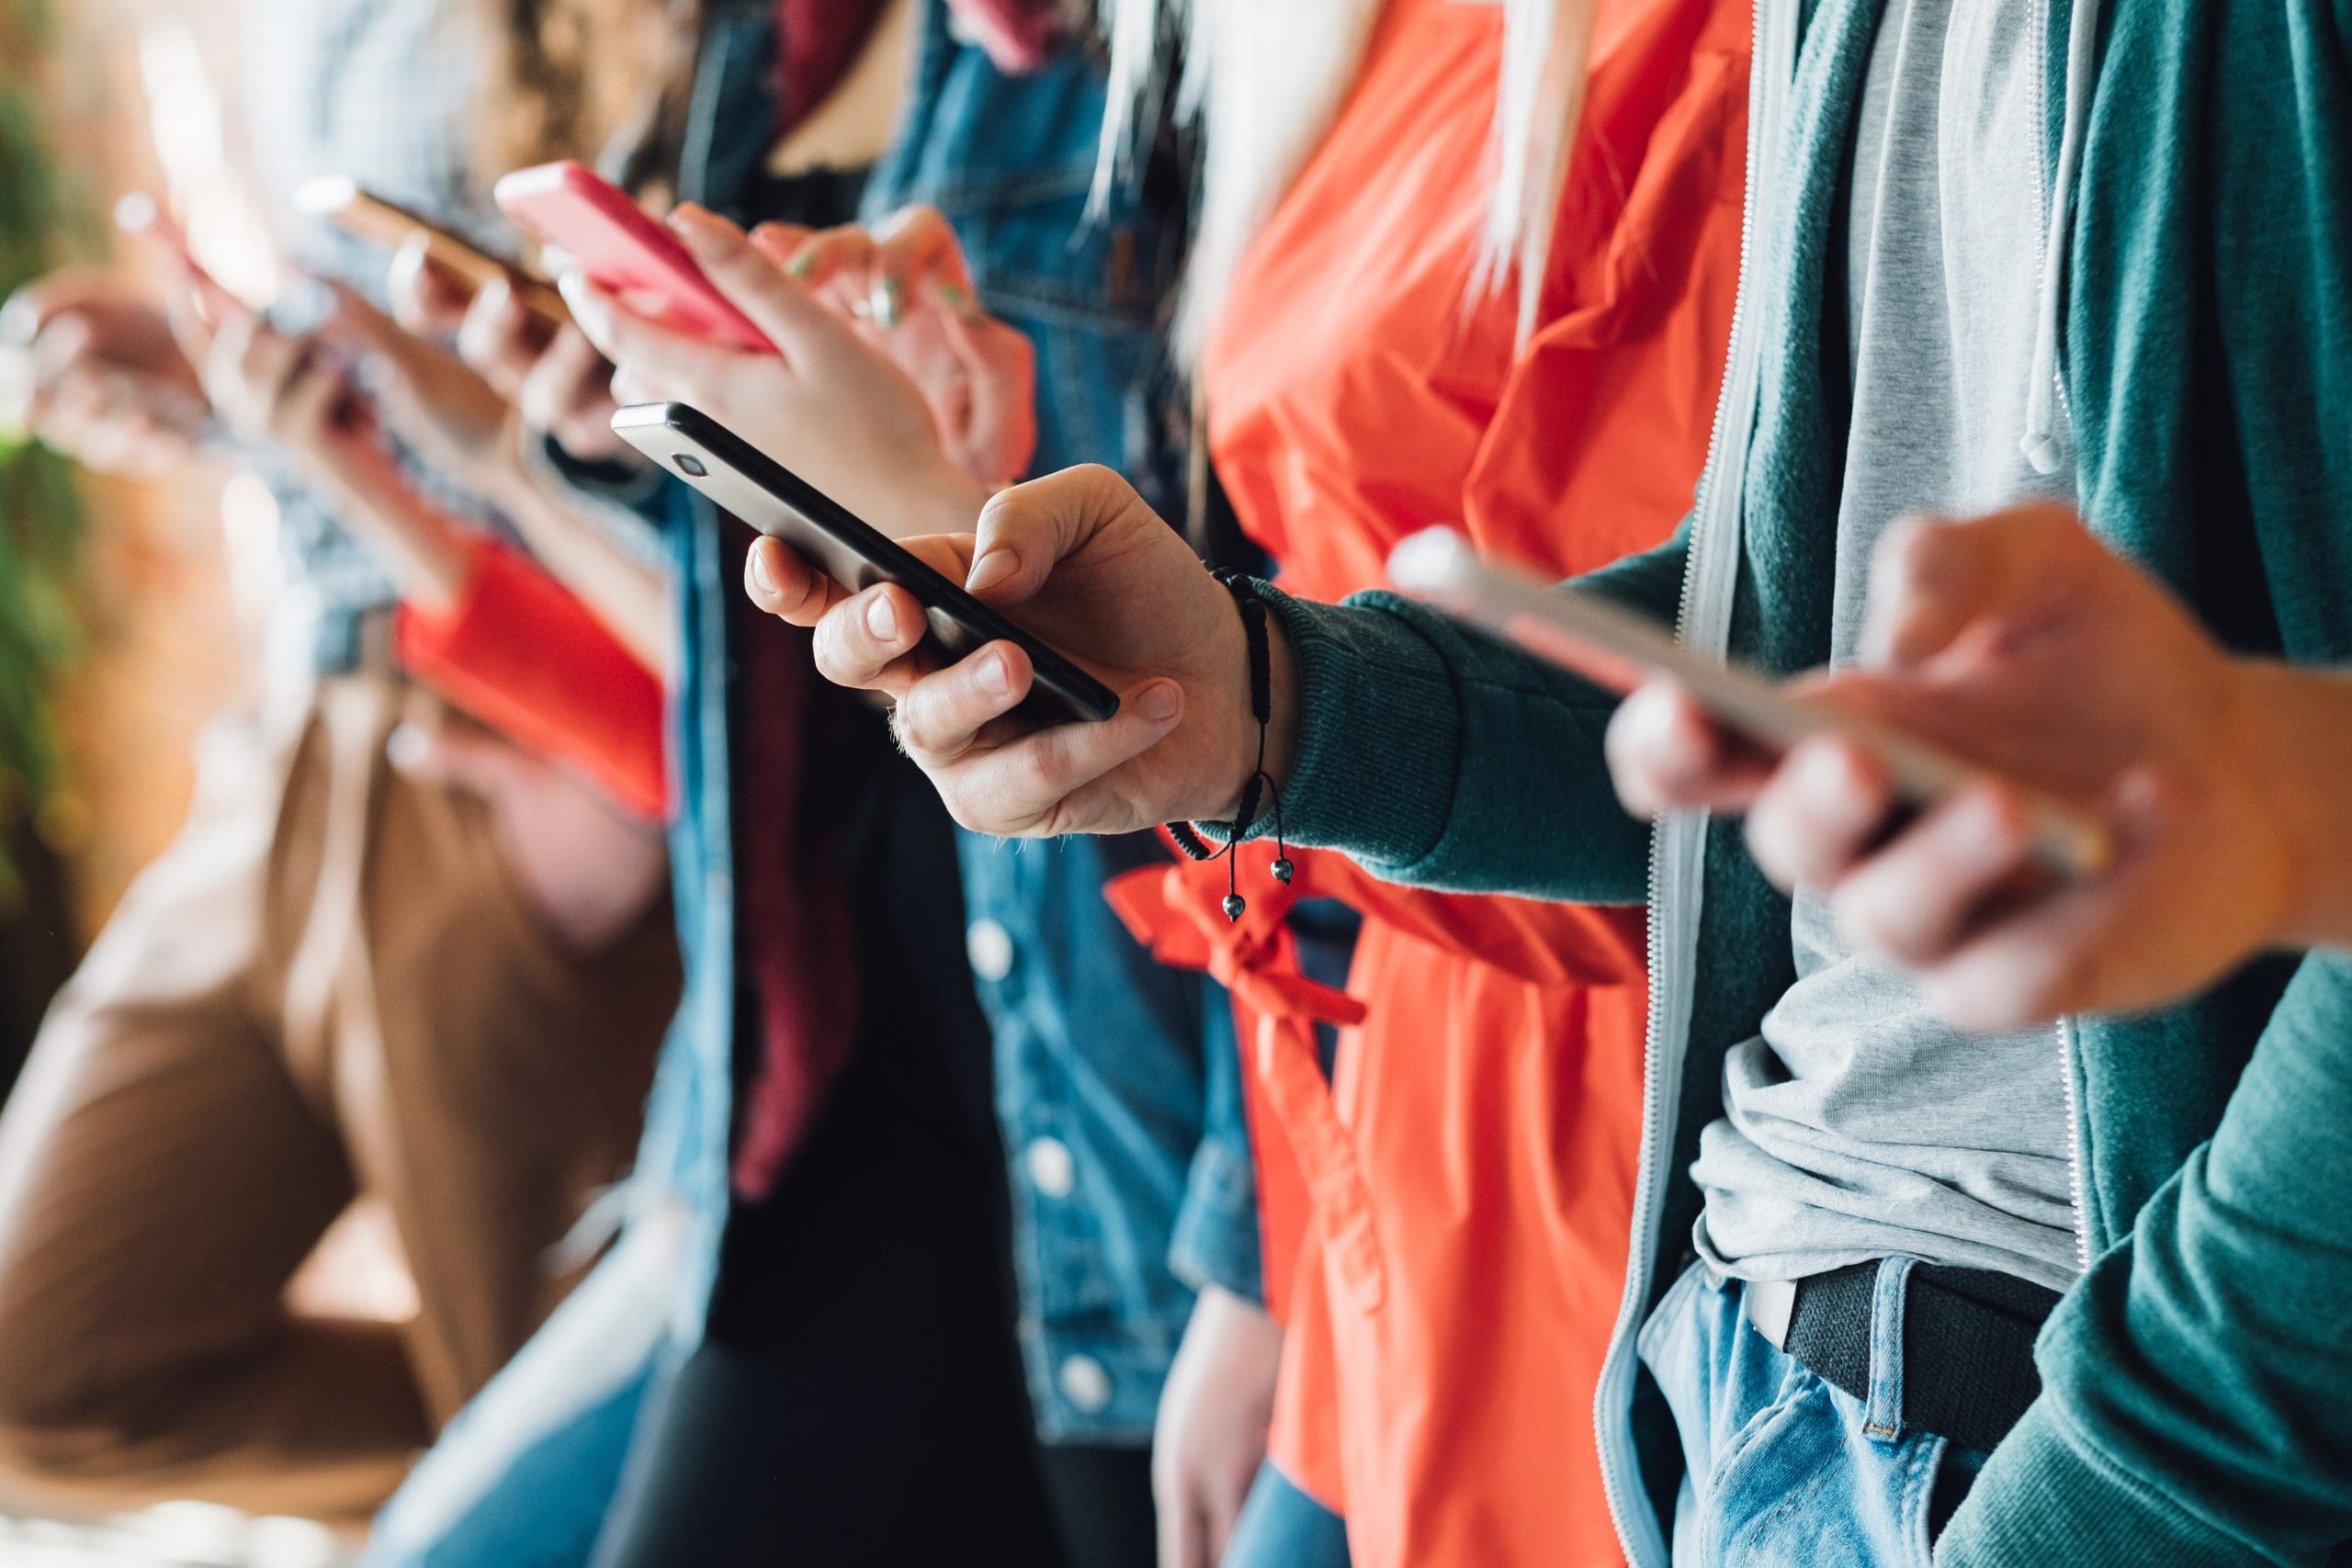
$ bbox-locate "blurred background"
[1,0,355,1562]
[0,0,242,1077]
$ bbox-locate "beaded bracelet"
[1167,571,1292,921]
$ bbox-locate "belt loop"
[1863,1256,1918,1442]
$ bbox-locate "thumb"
[964,463,1146,605]
[1860,505,2093,668]
[667,203,852,364]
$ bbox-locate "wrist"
[481,414,554,517]
[1197,581,1298,825]
[2234,660,2352,950]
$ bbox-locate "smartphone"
[1387,527,2111,876]
[296,176,569,327]
[493,162,771,352]
[612,401,1120,725]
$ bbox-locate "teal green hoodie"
[1258,0,2352,1562]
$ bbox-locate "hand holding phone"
[297,176,570,327]
[612,401,1115,724]
[730,460,1254,843]
[494,163,772,352]
[1388,526,2113,877]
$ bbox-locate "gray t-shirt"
[1691,0,2085,1295]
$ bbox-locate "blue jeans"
[1223,1463,1351,1568]
[359,1205,685,1568]
[1637,1259,1987,1568]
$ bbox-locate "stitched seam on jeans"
[1717,1386,1841,1558]
[1706,1294,1813,1483]
[1905,1433,1948,1565]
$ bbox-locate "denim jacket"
[863,3,1257,1444]
[636,0,1253,1358]
[363,9,794,1561]
[366,15,1250,1559]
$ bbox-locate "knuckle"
[1875,514,1966,592]
[812,614,874,682]
[890,695,940,760]
[1021,726,1088,799]
[942,784,996,836]
[885,699,922,758]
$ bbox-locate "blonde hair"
[1097,0,1600,363]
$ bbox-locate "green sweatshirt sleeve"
[1261,526,1690,905]
[1939,952,2352,1568]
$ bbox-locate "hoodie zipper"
[1590,2,1794,1562]
[2034,0,2092,1280]
[2057,1016,2094,1272]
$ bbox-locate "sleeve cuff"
[1249,587,1466,873]
[520,428,670,566]
[1168,1134,1264,1305]
[1937,1401,2262,1568]
[397,540,669,820]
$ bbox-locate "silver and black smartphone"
[612,401,1121,726]
[1388,526,2111,877]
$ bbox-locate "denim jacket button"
[1058,1354,1114,1414]
[1025,1136,1077,1199]
[966,917,1015,983]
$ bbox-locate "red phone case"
[492,161,772,352]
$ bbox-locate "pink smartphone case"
[493,161,773,353]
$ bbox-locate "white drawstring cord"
[2022,0,2101,475]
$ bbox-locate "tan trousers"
[0,674,678,1520]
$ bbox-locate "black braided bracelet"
[1167,570,1291,921]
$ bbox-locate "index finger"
[1603,680,1777,818]
[668,205,864,365]
[388,238,477,335]
[557,269,748,392]
[744,535,850,628]
[742,530,978,627]
[455,276,550,397]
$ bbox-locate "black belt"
[1749,1262,2060,1452]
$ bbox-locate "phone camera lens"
[674,454,707,478]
